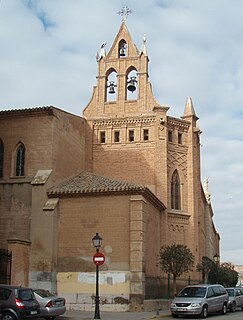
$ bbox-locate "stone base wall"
[29,271,57,293]
[8,238,31,286]
[143,299,172,311]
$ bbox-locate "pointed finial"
[183,97,196,117]
[140,34,147,56]
[203,177,211,203]
[118,6,132,21]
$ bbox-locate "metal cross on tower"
[117,6,132,21]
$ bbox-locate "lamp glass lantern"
[92,233,103,251]
[213,253,220,263]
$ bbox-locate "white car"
[226,287,243,312]
[33,289,66,320]
[170,284,228,318]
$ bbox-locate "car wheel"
[221,303,227,315]
[172,315,178,318]
[230,302,236,312]
[200,305,208,318]
[2,312,17,320]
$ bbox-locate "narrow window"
[100,131,106,143]
[15,143,25,176]
[178,132,183,144]
[114,131,120,143]
[168,130,173,142]
[0,139,3,178]
[128,130,134,142]
[171,170,181,210]
[143,129,149,141]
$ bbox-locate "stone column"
[7,238,31,286]
[129,195,146,311]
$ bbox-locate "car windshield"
[226,289,234,297]
[177,287,206,298]
[34,289,55,298]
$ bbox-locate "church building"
[0,20,220,311]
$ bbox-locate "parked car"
[226,287,243,312]
[33,289,66,320]
[170,284,228,318]
[0,284,40,320]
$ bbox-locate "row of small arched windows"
[0,139,25,178]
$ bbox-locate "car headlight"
[170,303,176,308]
[191,303,201,307]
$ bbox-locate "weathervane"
[117,6,132,21]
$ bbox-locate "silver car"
[226,287,243,312]
[33,289,66,320]
[170,284,228,318]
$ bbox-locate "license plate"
[177,308,187,312]
[30,310,38,315]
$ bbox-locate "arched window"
[126,67,138,100]
[106,69,117,102]
[15,143,25,176]
[171,170,181,210]
[0,139,3,178]
[118,39,127,58]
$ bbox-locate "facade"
[0,22,220,311]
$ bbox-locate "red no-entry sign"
[93,252,105,266]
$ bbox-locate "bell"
[127,77,137,92]
[108,81,116,94]
[119,47,126,57]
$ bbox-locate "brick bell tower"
[83,19,170,200]
[83,9,204,280]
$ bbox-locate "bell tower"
[83,20,160,119]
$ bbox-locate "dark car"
[33,289,66,320]
[0,284,40,320]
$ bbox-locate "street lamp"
[213,253,220,264]
[92,233,103,319]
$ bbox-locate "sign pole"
[94,258,100,319]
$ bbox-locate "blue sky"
[1,0,243,265]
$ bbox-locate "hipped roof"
[47,171,166,211]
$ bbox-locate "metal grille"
[0,249,12,284]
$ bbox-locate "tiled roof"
[47,171,166,211]
[48,171,146,195]
[0,106,83,119]
[0,106,54,114]
[0,106,55,118]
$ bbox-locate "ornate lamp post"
[213,253,220,265]
[92,233,103,319]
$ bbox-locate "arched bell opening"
[118,39,127,58]
[126,68,138,100]
[105,69,117,102]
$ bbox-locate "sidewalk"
[59,309,171,320]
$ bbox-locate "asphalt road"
[58,309,243,320]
